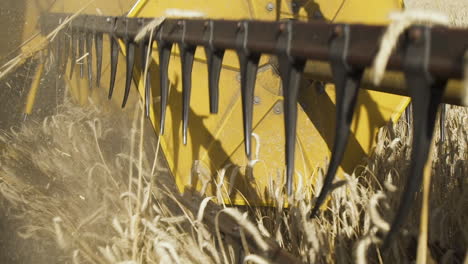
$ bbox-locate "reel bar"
[41,13,468,80]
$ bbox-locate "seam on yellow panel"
[127,0,148,17]
[246,0,256,19]
[200,86,242,163]
[391,97,411,123]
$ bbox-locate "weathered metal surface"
[41,14,468,81]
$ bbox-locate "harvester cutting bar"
[40,13,468,252]
[42,13,468,80]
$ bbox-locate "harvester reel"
[38,11,468,256]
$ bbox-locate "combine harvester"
[5,0,467,262]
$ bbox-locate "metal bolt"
[334,25,343,36]
[106,17,112,23]
[313,10,323,19]
[314,81,325,94]
[410,28,422,42]
[274,102,283,114]
[266,2,274,12]
[291,1,299,12]
[254,96,261,105]
[279,23,286,32]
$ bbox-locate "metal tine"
[86,32,94,89]
[69,26,77,79]
[140,39,153,117]
[78,30,85,79]
[276,21,307,196]
[178,20,197,145]
[156,23,172,135]
[236,21,261,160]
[95,32,103,88]
[310,24,364,217]
[122,39,136,108]
[382,26,447,251]
[203,20,225,114]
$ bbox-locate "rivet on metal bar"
[203,20,225,114]
[310,24,364,217]
[275,20,306,196]
[86,32,94,89]
[382,26,448,251]
[122,18,136,108]
[109,17,119,99]
[156,22,172,134]
[178,20,197,145]
[236,21,261,160]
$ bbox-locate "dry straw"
[0,0,95,81]
[0,0,466,263]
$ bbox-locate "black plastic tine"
[61,29,70,77]
[86,32,94,89]
[276,21,307,196]
[55,31,62,77]
[310,25,364,217]
[69,27,77,79]
[180,42,196,145]
[207,49,224,113]
[140,41,148,114]
[141,40,153,117]
[439,103,446,142]
[405,103,412,136]
[279,58,306,196]
[78,31,85,79]
[122,39,136,108]
[236,21,260,160]
[108,17,119,99]
[382,26,447,251]
[95,32,103,88]
[203,20,225,114]
[178,21,197,145]
[156,24,172,135]
[109,36,119,99]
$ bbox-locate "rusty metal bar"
[41,13,468,82]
